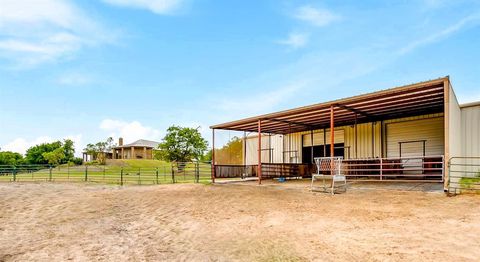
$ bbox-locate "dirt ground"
[0,182,479,262]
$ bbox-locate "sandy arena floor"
[0,182,479,261]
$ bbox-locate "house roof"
[115,139,160,149]
[210,77,449,134]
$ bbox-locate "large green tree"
[157,126,208,162]
[42,147,65,165]
[0,151,24,165]
[24,139,76,165]
[25,141,63,164]
[62,139,75,163]
[83,137,115,165]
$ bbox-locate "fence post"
[49,166,53,182]
[156,168,159,184]
[120,168,124,186]
[12,166,17,182]
[447,158,451,194]
[195,162,199,183]
[379,158,383,181]
[84,166,88,182]
[171,165,175,183]
[138,168,141,185]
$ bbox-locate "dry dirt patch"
[0,183,479,261]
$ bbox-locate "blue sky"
[1,0,480,155]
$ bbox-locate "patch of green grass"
[0,160,212,186]
[106,159,169,168]
[460,176,480,189]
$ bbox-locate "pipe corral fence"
[215,156,445,182]
[2,157,479,195]
[0,162,212,185]
[448,157,480,195]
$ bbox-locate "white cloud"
[101,0,184,14]
[398,12,480,55]
[1,136,53,155]
[293,5,340,27]
[0,0,116,68]
[57,72,92,86]
[214,81,308,115]
[277,32,309,49]
[99,119,163,144]
[1,134,83,156]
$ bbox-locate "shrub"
[71,157,83,165]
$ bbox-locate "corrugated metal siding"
[344,122,382,159]
[284,133,302,163]
[386,117,444,158]
[302,129,345,146]
[245,134,284,165]
[448,86,462,159]
[243,113,445,163]
[461,105,480,157]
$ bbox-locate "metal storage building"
[210,77,480,191]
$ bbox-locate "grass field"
[0,159,212,185]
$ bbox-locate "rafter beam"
[263,117,314,128]
[335,103,373,118]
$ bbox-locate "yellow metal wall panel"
[386,117,444,158]
[245,134,284,165]
[344,122,382,159]
[243,113,446,163]
[302,129,345,146]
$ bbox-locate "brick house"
[112,138,160,160]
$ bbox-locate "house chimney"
[119,137,123,146]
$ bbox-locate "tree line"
[0,125,242,166]
[0,139,82,166]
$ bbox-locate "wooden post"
[258,119,262,185]
[211,129,216,183]
[330,105,335,158]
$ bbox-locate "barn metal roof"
[210,77,448,134]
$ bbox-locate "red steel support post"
[211,129,216,183]
[258,120,262,185]
[330,105,335,176]
[330,105,335,158]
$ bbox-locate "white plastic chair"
[311,157,347,195]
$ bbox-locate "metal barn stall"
[210,77,479,191]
